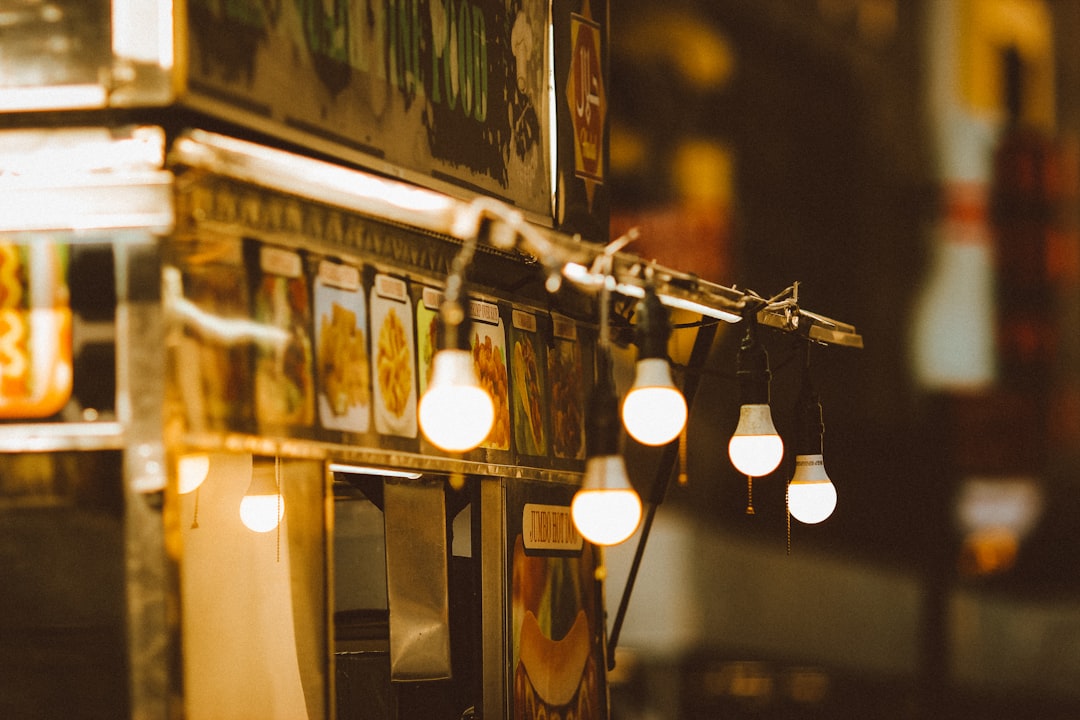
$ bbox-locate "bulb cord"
[275,456,282,564]
[444,232,479,308]
[439,233,481,350]
[736,310,772,406]
[794,338,825,455]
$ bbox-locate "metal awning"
[169,129,863,349]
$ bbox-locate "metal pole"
[607,319,719,669]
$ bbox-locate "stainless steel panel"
[383,477,452,681]
[0,0,175,112]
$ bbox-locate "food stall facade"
[0,123,610,719]
[1,1,618,718]
[164,129,608,720]
[0,4,861,719]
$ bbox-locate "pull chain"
[678,424,689,486]
[191,486,200,530]
[786,483,791,555]
[275,456,282,564]
[745,475,755,515]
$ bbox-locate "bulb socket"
[635,284,670,360]
[794,360,825,455]
[586,377,622,459]
[736,324,771,405]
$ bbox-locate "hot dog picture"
[0,240,72,419]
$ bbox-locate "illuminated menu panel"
[510,308,548,458]
[314,259,371,434]
[171,177,592,474]
[0,241,72,419]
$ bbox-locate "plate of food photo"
[315,271,370,433]
[370,290,417,438]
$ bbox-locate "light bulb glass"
[240,463,285,533]
[177,453,210,494]
[787,454,837,524]
[419,349,495,452]
[728,403,784,476]
[622,358,687,445]
[239,493,285,533]
[571,456,642,545]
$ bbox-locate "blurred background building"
[603,1,1080,718]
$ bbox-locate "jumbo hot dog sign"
[522,503,583,553]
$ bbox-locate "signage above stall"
[0,0,610,241]
[183,0,553,223]
[566,2,605,208]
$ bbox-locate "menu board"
[371,274,417,439]
[169,196,589,471]
[508,480,607,720]
[510,308,548,459]
[314,259,371,434]
[547,314,586,461]
[0,241,72,419]
[252,244,316,434]
[471,299,510,452]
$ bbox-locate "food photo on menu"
[314,259,370,434]
[547,320,586,461]
[471,299,510,452]
[416,286,442,399]
[174,238,254,433]
[510,309,547,458]
[370,273,417,439]
[252,244,315,431]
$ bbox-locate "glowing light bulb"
[572,456,642,545]
[177,453,210,495]
[622,282,687,445]
[787,454,837,524]
[622,358,687,445]
[419,348,495,452]
[729,314,783,476]
[728,403,784,476]
[240,463,285,533]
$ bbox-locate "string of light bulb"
[417,198,860,548]
[173,203,857,542]
[160,135,862,676]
